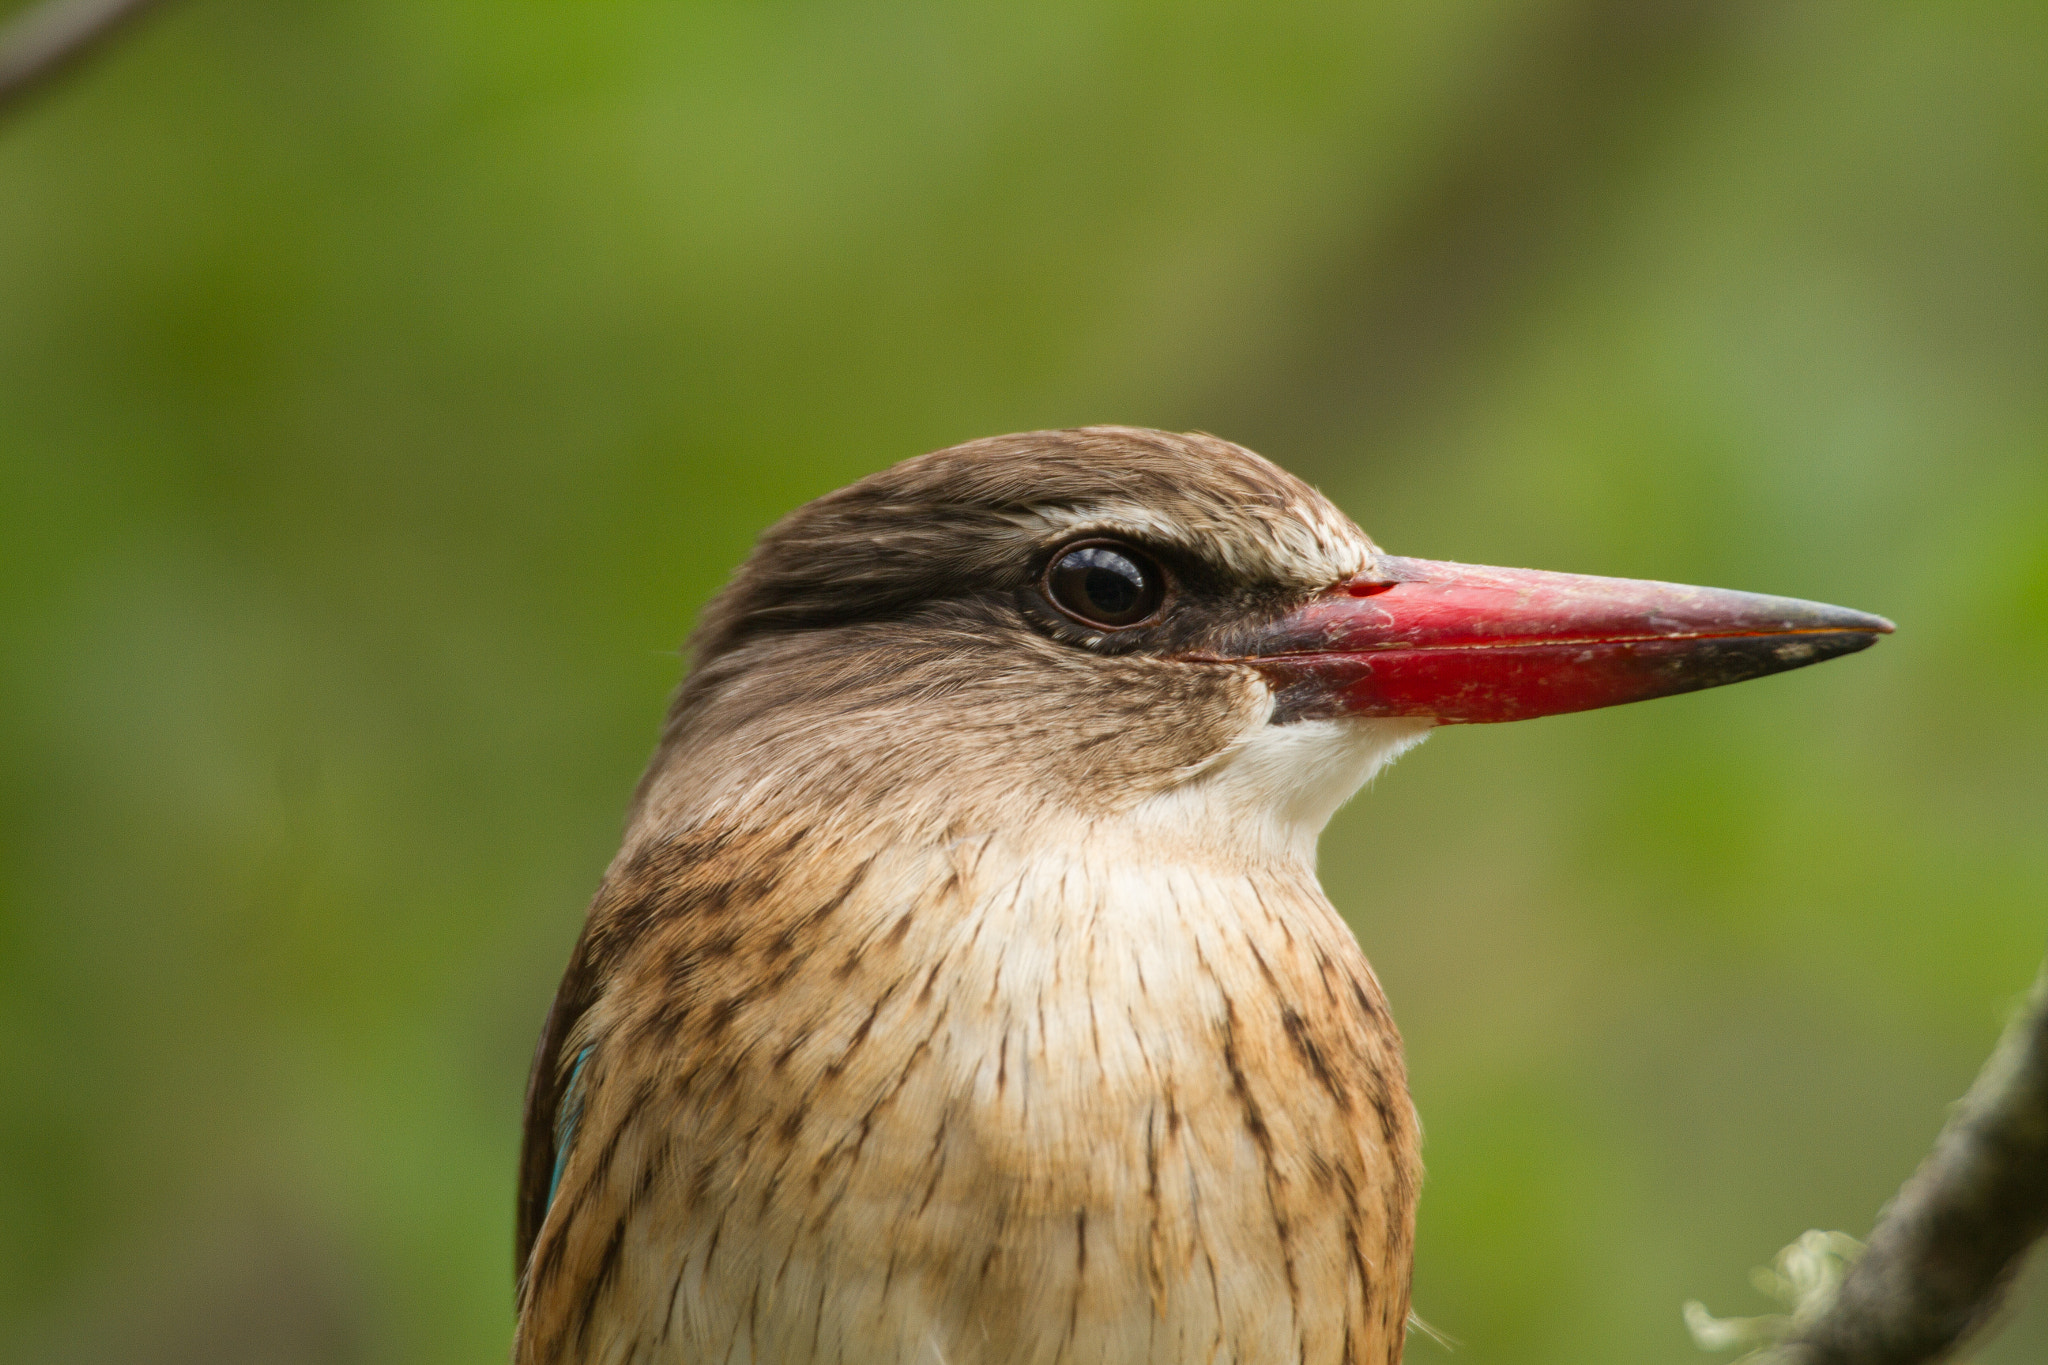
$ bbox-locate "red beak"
[1228,556,1894,725]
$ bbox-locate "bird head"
[625,427,1890,865]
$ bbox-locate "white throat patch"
[1130,714,1433,866]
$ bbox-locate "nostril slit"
[1346,580,1398,597]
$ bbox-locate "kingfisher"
[513,427,1890,1365]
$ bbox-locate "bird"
[512,426,1891,1365]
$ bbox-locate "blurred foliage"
[1,1,2044,1362]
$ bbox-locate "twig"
[1695,960,2048,1364]
[0,0,174,118]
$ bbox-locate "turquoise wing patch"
[546,1045,594,1210]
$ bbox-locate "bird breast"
[522,818,1420,1365]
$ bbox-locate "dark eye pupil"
[1046,543,1163,628]
[1084,564,1138,615]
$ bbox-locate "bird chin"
[1134,714,1432,863]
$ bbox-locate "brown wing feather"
[515,827,785,1286]
[515,928,603,1283]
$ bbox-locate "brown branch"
[1699,960,2048,1364]
[0,0,174,118]
[1769,959,2048,1364]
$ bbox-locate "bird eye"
[1044,541,1166,629]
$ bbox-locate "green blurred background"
[2,1,2044,1361]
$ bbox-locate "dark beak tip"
[1814,628,1885,661]
[1761,598,1893,639]
[1826,612,1894,642]
[1809,599,1894,635]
